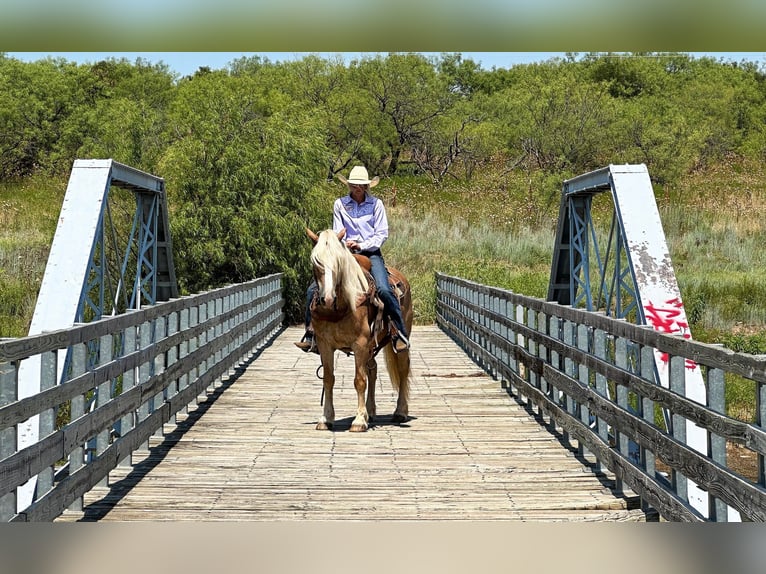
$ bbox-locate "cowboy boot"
[388,322,410,353]
[294,328,316,353]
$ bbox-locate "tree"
[497,63,615,174]
[159,71,333,322]
[437,52,484,98]
[74,58,176,171]
[348,53,455,174]
[279,55,362,179]
[0,57,84,177]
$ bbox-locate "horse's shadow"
[305,415,417,432]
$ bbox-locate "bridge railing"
[0,273,284,522]
[436,272,766,522]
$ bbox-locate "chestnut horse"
[306,228,412,432]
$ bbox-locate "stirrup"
[295,330,316,353]
[392,332,410,353]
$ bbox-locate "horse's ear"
[337,228,346,241]
[336,174,348,186]
[306,228,319,243]
[369,176,380,188]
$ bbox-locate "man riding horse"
[296,165,410,354]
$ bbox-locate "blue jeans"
[304,254,408,338]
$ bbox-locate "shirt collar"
[342,193,373,206]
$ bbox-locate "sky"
[7,52,766,77]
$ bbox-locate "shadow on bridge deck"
[56,326,650,522]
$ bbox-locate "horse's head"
[307,227,345,244]
[307,228,366,310]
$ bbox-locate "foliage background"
[2,51,766,356]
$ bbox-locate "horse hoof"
[316,422,333,431]
[350,424,368,432]
[391,413,407,425]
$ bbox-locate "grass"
[376,158,766,339]
[662,157,766,345]
[0,176,62,338]
[377,168,561,326]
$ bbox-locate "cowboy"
[296,165,411,353]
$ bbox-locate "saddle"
[354,254,409,356]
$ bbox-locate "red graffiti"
[644,297,697,370]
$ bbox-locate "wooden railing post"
[576,323,591,458]
[37,350,57,496]
[177,307,190,415]
[613,335,629,497]
[525,306,538,413]
[67,340,87,513]
[0,360,17,520]
[707,366,728,521]
[137,319,153,452]
[668,355,688,504]
[95,333,113,487]
[119,321,137,467]
[639,341,657,511]
[593,328,609,474]
[152,312,166,437]
[536,309,550,421]
[547,315,561,435]
[166,309,179,423]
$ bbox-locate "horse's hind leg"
[365,357,378,423]
[391,350,410,425]
[316,347,335,430]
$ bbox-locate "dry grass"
[0,177,62,337]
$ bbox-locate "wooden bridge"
[53,325,644,522]
[3,272,766,522]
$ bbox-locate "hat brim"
[337,174,379,188]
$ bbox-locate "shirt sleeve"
[332,199,344,235]
[359,198,389,252]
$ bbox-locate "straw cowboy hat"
[337,165,380,188]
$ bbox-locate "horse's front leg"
[365,357,377,423]
[316,346,335,430]
[350,350,370,432]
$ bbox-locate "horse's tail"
[383,343,410,402]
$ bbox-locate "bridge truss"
[16,159,178,511]
[546,164,732,520]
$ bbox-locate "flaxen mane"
[310,229,368,310]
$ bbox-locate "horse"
[305,227,412,432]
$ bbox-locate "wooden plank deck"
[57,325,648,522]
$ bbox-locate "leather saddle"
[353,253,408,356]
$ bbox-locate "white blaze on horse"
[306,228,412,432]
